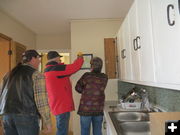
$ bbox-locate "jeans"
[56,112,70,135]
[2,114,39,135]
[80,115,103,135]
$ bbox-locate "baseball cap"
[47,51,63,60]
[22,49,41,63]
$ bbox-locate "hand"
[77,52,83,58]
[42,124,52,134]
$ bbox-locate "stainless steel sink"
[109,111,150,135]
[119,121,150,135]
[109,111,149,122]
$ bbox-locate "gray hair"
[90,57,103,73]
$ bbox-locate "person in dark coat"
[75,57,108,135]
[0,50,52,135]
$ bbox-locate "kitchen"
[0,0,180,135]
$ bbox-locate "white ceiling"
[0,0,133,35]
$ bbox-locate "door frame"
[0,33,13,70]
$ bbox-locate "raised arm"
[45,57,84,77]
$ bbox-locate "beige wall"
[0,10,36,48]
[71,19,122,65]
[36,33,71,50]
[70,19,122,135]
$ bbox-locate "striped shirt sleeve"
[32,71,52,128]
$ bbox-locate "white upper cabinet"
[128,1,141,81]
[118,0,180,90]
[117,27,125,80]
[118,16,133,81]
[150,0,180,87]
[136,0,156,82]
[128,0,156,82]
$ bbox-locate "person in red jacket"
[44,51,84,135]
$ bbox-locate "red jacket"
[44,58,83,115]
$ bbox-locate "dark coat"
[75,72,108,116]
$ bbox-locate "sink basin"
[109,111,149,122]
[109,111,150,135]
[119,121,150,135]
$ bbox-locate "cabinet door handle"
[121,49,126,59]
[133,38,138,51]
[136,36,141,49]
[167,4,175,26]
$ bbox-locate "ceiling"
[0,0,133,35]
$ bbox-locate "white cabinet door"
[128,0,156,83]
[106,122,113,135]
[117,27,125,80]
[151,0,180,85]
[118,0,155,83]
[128,1,141,81]
[118,16,133,81]
[136,0,156,82]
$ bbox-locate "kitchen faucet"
[140,88,151,111]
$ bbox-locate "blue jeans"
[2,114,39,135]
[56,112,70,135]
[80,115,103,135]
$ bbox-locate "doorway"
[0,33,12,83]
[0,33,12,135]
[14,41,26,65]
[104,38,118,79]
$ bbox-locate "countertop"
[104,101,119,135]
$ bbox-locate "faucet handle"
[119,99,124,104]
[140,88,147,93]
[139,88,148,98]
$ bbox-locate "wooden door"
[104,38,117,79]
[14,41,26,65]
[0,33,12,82]
[0,33,12,135]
